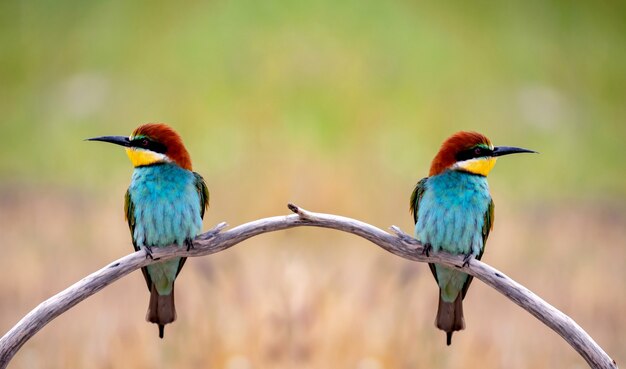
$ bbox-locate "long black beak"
[492,146,537,157]
[86,135,130,147]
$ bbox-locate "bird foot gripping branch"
[461,253,474,268]
[143,245,154,260]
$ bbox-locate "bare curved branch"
[0,204,617,369]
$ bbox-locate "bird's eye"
[474,147,482,156]
[141,139,149,147]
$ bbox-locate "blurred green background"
[1,0,625,368]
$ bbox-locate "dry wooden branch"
[0,204,617,369]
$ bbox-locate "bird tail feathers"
[436,292,465,346]
[146,283,177,338]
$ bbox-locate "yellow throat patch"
[457,157,497,176]
[125,148,166,167]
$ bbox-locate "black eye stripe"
[131,138,167,154]
[456,146,493,161]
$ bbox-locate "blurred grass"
[1,0,625,368]
[1,0,626,197]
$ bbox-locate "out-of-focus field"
[1,1,625,368]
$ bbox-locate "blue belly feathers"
[415,170,491,302]
[128,163,202,294]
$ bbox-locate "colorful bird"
[410,131,535,345]
[88,123,209,338]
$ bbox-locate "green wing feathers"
[125,190,152,290]
[410,177,428,223]
[479,199,494,260]
[174,173,208,279]
[410,178,439,283]
[461,198,494,299]
[124,190,138,251]
[193,172,209,219]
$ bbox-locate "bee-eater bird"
[410,131,535,346]
[88,123,209,338]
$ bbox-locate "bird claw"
[184,238,194,251]
[462,253,473,268]
[422,243,433,257]
[144,245,154,260]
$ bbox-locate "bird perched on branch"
[410,131,535,345]
[88,123,209,338]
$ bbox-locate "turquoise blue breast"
[415,170,491,256]
[128,163,203,248]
